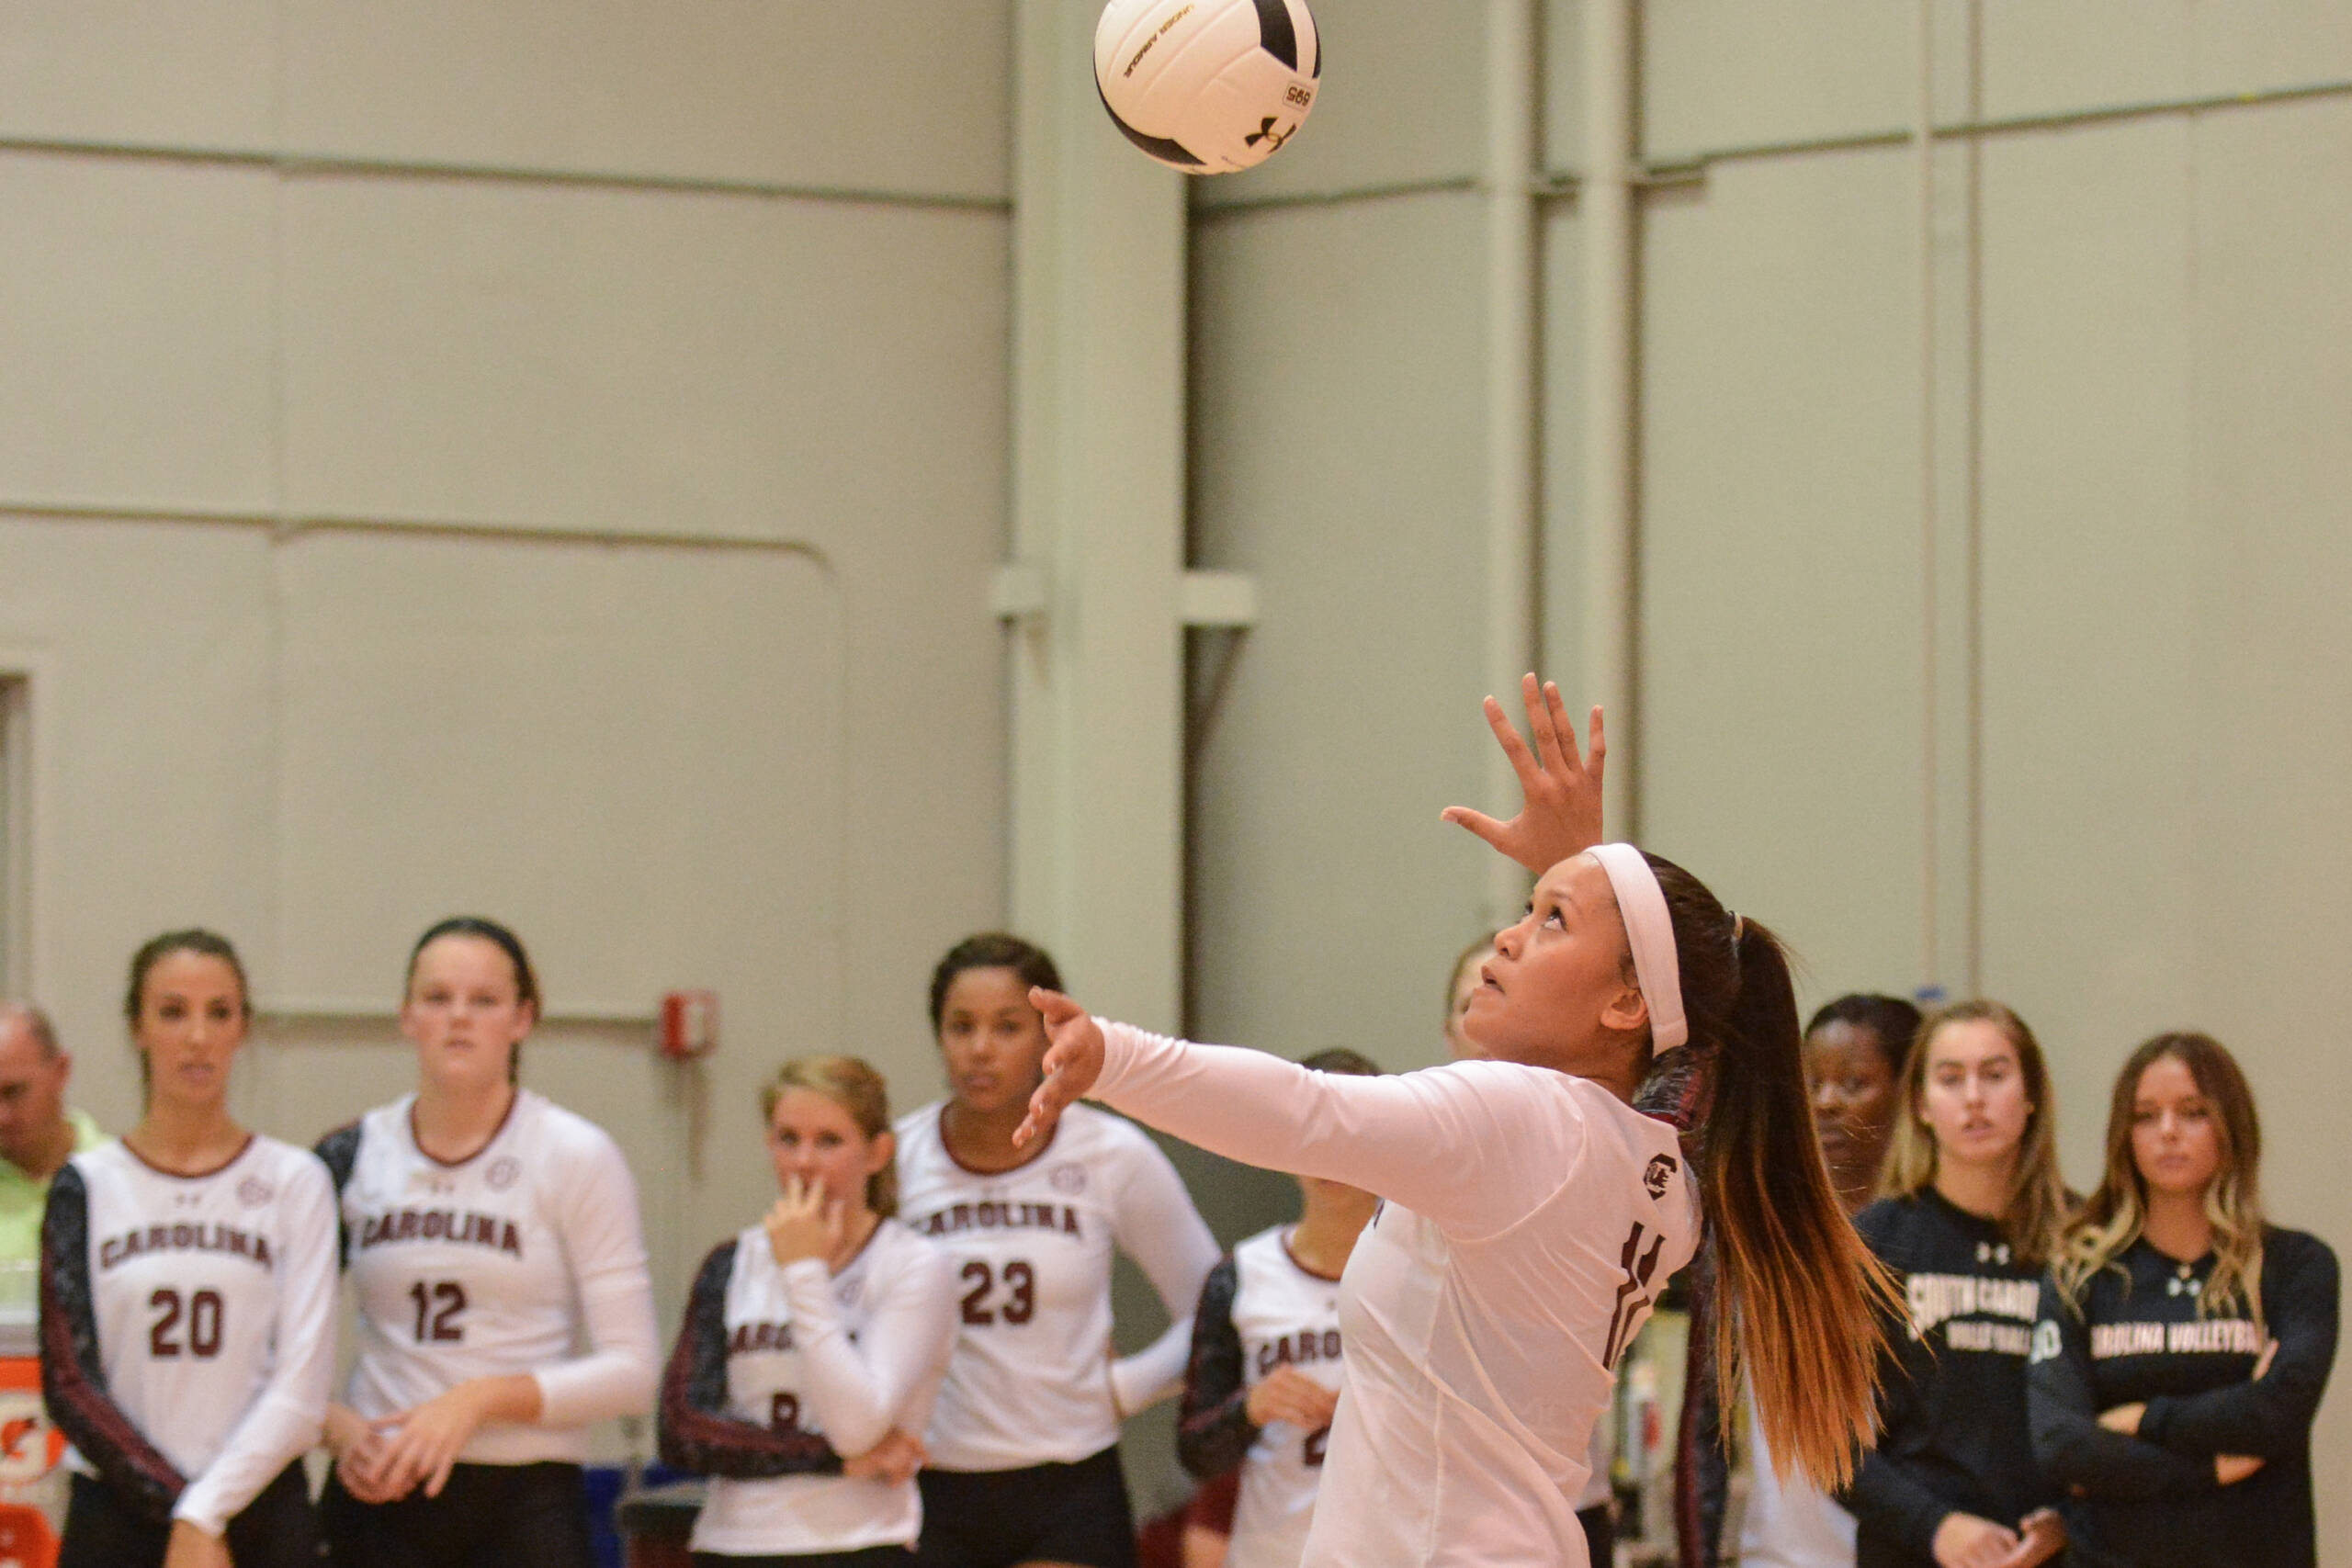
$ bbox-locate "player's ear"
[867,1128,897,1178]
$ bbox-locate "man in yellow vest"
[0,1005,104,1273]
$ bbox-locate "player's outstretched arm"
[1440,675,1605,874]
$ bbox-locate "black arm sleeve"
[1838,1341,1959,1558]
[38,1165,188,1523]
[1673,1239,1725,1568]
[1175,1255,1257,1480]
[2137,1234,2338,1461]
[2027,1287,2217,1499]
[656,1242,842,1479]
[313,1122,361,1269]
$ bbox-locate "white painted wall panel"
[0,519,276,1134]
[1983,0,2352,122]
[1188,195,1488,1066]
[0,1,275,148]
[278,176,1009,547]
[0,153,277,511]
[1637,148,1925,1000]
[1640,0,1914,161]
[277,1,1011,197]
[1976,118,2199,1119]
[2183,93,2352,1534]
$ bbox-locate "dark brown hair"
[927,933,1062,1032]
[1644,853,1894,1493]
[1299,1046,1381,1077]
[125,930,251,1023]
[1804,992,1924,1078]
[407,917,539,1083]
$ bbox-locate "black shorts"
[914,1447,1135,1568]
[61,1461,317,1568]
[694,1549,916,1568]
[322,1460,594,1568]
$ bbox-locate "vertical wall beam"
[1484,0,1541,921]
[1582,0,1638,840]
[1006,0,1189,1029]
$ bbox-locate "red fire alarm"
[661,990,719,1060]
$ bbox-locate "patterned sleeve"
[656,1241,843,1479]
[313,1122,362,1269]
[38,1164,187,1522]
[1176,1254,1257,1479]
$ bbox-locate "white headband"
[1587,842,1688,1051]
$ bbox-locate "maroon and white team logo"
[486,1156,522,1191]
[1048,1163,1086,1195]
[236,1177,275,1209]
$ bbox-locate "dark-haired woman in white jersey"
[40,931,337,1568]
[316,917,660,1568]
[898,933,1220,1568]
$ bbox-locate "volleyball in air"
[1093,0,1322,175]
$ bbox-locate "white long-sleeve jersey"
[1091,1023,1701,1568]
[663,1219,957,1556]
[320,1089,660,1463]
[893,1100,1218,1471]
[40,1136,338,1536]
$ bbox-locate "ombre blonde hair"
[1881,1000,2072,1269]
[2053,1032,2266,1331]
[762,1055,899,1219]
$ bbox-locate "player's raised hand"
[1015,987,1106,1147]
[1441,676,1605,872]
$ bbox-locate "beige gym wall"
[0,0,1016,1458]
[1188,0,2351,1539]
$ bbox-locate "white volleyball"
[1093,0,1322,175]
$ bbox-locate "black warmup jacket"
[2027,1226,2338,1568]
[1836,1190,2058,1566]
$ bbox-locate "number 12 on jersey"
[409,1280,469,1343]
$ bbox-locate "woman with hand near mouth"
[661,1055,958,1566]
[894,933,1218,1568]
[315,917,660,1568]
[40,931,338,1568]
[2030,1033,2336,1568]
[1837,1002,2071,1568]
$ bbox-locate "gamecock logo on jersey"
[1643,1155,1677,1200]
[487,1157,522,1191]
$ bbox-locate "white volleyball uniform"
[322,1089,659,1463]
[662,1219,957,1557]
[1221,1225,1345,1568]
[1737,1389,1857,1568]
[893,1100,1219,1472]
[39,1136,338,1536]
[1090,1024,1701,1568]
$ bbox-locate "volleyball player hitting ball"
[317,918,661,1568]
[1014,679,1891,1567]
[41,931,338,1568]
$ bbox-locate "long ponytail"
[1643,856,1894,1492]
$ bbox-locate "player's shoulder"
[1058,1100,1160,1161]
[242,1133,333,1188]
[2262,1224,2339,1285]
[1232,1223,1290,1267]
[512,1089,628,1165]
[891,1100,948,1157]
[870,1217,956,1287]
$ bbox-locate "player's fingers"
[1438,807,1510,852]
[1478,695,1544,793]
[1541,682,1581,777]
[1522,674,1568,776]
[1585,706,1606,781]
[1030,987,1083,1027]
